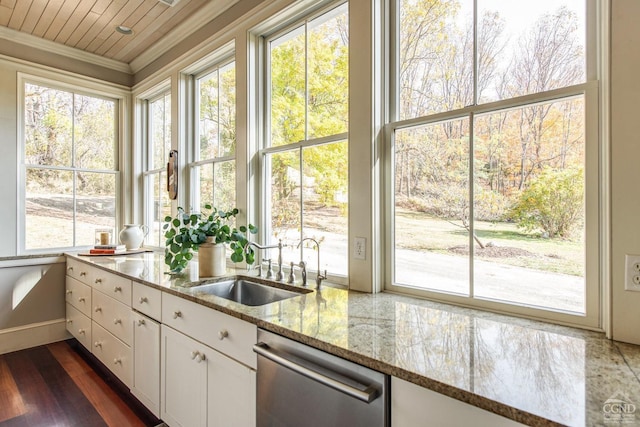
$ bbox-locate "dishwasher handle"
[253,342,379,403]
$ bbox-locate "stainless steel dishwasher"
[253,329,389,427]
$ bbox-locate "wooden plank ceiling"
[0,0,211,64]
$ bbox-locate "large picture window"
[387,0,600,325]
[22,82,118,251]
[263,2,349,277]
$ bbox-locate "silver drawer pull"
[78,297,85,303]
[253,343,379,404]
[66,290,73,295]
[218,330,229,340]
[137,319,146,326]
[94,341,102,348]
[173,310,182,319]
[67,266,74,272]
[67,319,73,324]
[80,271,87,277]
[113,286,122,293]
[113,318,122,325]
[95,278,102,284]
[114,358,122,365]
[94,306,102,312]
[78,328,85,334]
[139,297,148,304]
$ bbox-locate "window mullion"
[469,112,475,298]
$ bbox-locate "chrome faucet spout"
[243,239,284,281]
[296,238,327,290]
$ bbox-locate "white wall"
[610,0,640,344]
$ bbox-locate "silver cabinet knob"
[137,319,146,326]
[78,328,85,334]
[113,286,122,293]
[218,330,229,340]
[114,358,122,365]
[94,306,102,312]
[66,319,73,324]
[139,296,148,304]
[191,351,206,363]
[67,266,74,272]
[95,278,102,284]
[94,341,102,348]
[78,297,85,303]
[80,271,87,277]
[113,318,122,325]
[66,289,73,295]
[173,310,182,319]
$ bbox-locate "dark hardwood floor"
[0,340,161,427]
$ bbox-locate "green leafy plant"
[510,167,584,238]
[163,204,258,273]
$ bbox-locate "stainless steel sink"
[190,279,306,306]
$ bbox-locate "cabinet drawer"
[66,303,91,350]
[162,293,257,368]
[66,258,90,284]
[132,282,162,321]
[90,268,132,306]
[92,322,132,388]
[65,276,92,317]
[93,290,132,346]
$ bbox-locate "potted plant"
[163,204,258,275]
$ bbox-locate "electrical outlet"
[625,254,640,291]
[354,237,366,260]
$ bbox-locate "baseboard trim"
[0,318,69,355]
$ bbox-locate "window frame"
[141,85,172,249]
[188,57,238,212]
[260,0,350,283]
[17,73,122,254]
[384,0,604,328]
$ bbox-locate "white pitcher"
[119,224,149,250]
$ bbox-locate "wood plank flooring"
[0,340,161,427]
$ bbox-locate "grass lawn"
[395,208,584,276]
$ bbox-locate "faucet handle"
[265,259,274,279]
[287,261,296,284]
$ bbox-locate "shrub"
[510,167,584,238]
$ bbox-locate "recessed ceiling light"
[115,25,133,35]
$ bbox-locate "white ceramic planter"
[198,238,226,277]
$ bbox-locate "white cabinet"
[161,324,208,427]
[207,349,256,427]
[391,377,526,427]
[161,293,257,427]
[92,321,132,387]
[132,311,161,418]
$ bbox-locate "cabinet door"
[391,377,526,427]
[207,350,256,427]
[132,312,161,418]
[161,325,208,427]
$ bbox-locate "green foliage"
[162,204,258,273]
[510,168,584,238]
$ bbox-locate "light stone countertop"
[67,251,640,427]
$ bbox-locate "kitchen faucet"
[243,239,284,281]
[296,238,327,290]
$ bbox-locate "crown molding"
[0,26,132,74]
[129,0,239,73]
